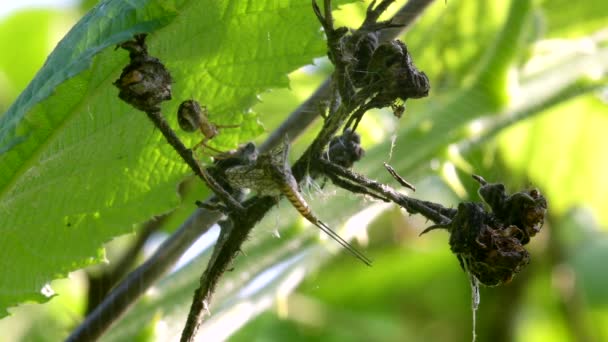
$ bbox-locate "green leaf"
[0,0,339,317]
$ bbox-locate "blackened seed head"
[327,129,365,168]
[467,225,530,286]
[177,100,206,132]
[114,36,172,112]
[411,71,430,98]
[522,194,547,238]
[477,182,507,214]
[351,32,380,87]
[447,201,531,286]
[366,40,403,79]
[115,62,172,112]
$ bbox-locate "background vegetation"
[0,0,606,341]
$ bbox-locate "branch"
[318,159,453,225]
[85,215,165,314]
[67,1,437,340]
[67,207,222,342]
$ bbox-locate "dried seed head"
[366,40,430,102]
[114,34,172,112]
[424,176,547,286]
[473,175,548,245]
[449,203,530,286]
[326,128,364,169]
[349,31,379,88]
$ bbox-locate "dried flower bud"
[474,175,548,244]
[423,176,547,286]
[449,202,530,286]
[349,31,379,88]
[114,34,172,112]
[326,128,364,169]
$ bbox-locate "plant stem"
[85,215,165,314]
[318,159,453,225]
[66,206,222,342]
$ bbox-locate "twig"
[67,1,437,340]
[180,197,277,341]
[318,159,452,225]
[384,162,416,191]
[85,215,165,314]
[67,206,223,342]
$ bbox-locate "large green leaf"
[0,0,351,317]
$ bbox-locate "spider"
[177,100,239,156]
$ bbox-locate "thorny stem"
[68,1,437,341]
[318,159,452,225]
[180,197,277,342]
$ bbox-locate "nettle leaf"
[0,0,348,317]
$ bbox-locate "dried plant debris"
[312,0,430,131]
[422,175,547,286]
[324,128,365,169]
[344,35,430,130]
[362,39,430,102]
[114,34,172,112]
[473,175,547,245]
[223,137,372,265]
[384,162,415,192]
[177,100,240,155]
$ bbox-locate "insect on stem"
[223,137,372,265]
[276,170,372,266]
[177,100,240,157]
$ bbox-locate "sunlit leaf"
[0,0,345,317]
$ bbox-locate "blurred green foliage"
[0,0,607,341]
